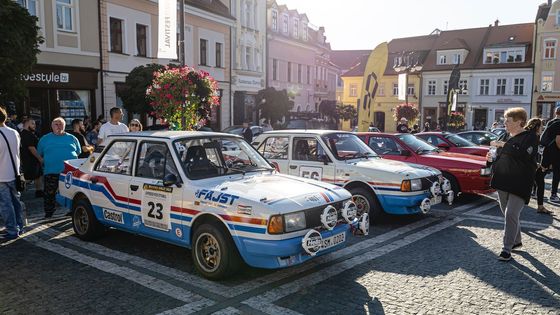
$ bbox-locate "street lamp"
[393,51,423,106]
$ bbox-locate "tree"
[336,104,357,121]
[318,100,337,119]
[256,87,293,124]
[121,63,167,119]
[0,0,43,103]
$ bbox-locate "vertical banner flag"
[158,0,177,59]
[398,73,407,101]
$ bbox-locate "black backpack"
[540,118,560,147]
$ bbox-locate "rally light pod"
[320,205,338,230]
[430,182,441,196]
[301,229,322,256]
[341,200,358,223]
[447,190,455,205]
[420,198,431,214]
[442,179,451,192]
[359,213,369,236]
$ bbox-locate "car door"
[257,135,290,173]
[91,140,136,229]
[130,140,185,243]
[289,136,335,183]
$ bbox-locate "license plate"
[320,232,345,250]
[430,195,442,205]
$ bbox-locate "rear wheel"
[72,198,105,241]
[192,223,242,279]
[349,186,383,221]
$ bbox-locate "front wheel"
[349,187,383,221]
[72,198,105,241]
[192,223,242,280]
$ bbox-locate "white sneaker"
[550,194,560,202]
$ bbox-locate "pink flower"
[166,94,173,99]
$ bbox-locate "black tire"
[349,186,383,221]
[442,172,460,198]
[192,223,242,280]
[72,198,105,241]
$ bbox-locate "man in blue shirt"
[37,117,81,218]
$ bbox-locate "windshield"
[397,134,437,154]
[444,134,477,147]
[322,133,379,160]
[173,136,273,180]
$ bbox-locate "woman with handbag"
[0,106,25,240]
[488,108,538,261]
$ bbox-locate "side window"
[292,137,327,161]
[136,142,178,180]
[259,137,289,160]
[368,137,402,155]
[423,135,445,146]
[95,141,136,175]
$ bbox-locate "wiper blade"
[347,152,371,160]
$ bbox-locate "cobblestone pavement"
[1,188,560,314]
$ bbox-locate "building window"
[200,39,208,66]
[443,80,448,95]
[496,78,506,95]
[459,80,468,94]
[349,84,358,97]
[479,79,489,95]
[56,0,74,31]
[542,74,553,92]
[438,54,447,65]
[392,83,398,96]
[215,43,222,68]
[245,1,251,28]
[245,46,252,70]
[17,0,38,17]
[453,53,462,64]
[303,23,308,40]
[407,84,415,96]
[306,65,310,84]
[272,59,278,80]
[427,80,436,95]
[287,62,292,82]
[293,19,299,38]
[110,17,123,53]
[272,10,278,31]
[283,15,288,33]
[513,78,524,95]
[544,39,556,59]
[136,24,147,57]
[297,64,302,83]
[378,83,385,96]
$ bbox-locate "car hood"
[421,151,487,166]
[197,172,351,212]
[350,158,440,179]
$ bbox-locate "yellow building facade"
[339,75,363,130]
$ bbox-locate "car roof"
[262,129,351,135]
[107,130,242,140]
[355,132,400,136]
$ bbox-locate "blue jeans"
[0,181,24,237]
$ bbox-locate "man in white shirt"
[98,107,129,146]
[0,106,24,240]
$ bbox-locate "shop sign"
[236,75,263,89]
[22,72,69,84]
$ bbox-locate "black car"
[456,131,498,146]
[491,128,507,139]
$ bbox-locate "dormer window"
[439,55,447,65]
[282,14,288,33]
[293,19,299,38]
[302,22,308,41]
[484,47,525,64]
[453,53,462,64]
[271,10,278,31]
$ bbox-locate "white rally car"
[56,131,367,279]
[253,130,454,219]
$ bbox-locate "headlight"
[284,211,306,232]
[480,167,492,176]
[410,179,422,191]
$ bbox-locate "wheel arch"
[441,171,461,193]
[343,180,384,211]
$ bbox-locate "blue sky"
[278,0,547,50]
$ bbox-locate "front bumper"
[378,192,439,215]
[233,223,352,269]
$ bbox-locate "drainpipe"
[97,0,105,117]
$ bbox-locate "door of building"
[473,108,488,130]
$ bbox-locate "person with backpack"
[540,106,560,202]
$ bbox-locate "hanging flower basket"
[448,111,465,131]
[146,65,220,130]
[393,103,419,124]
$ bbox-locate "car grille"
[304,200,345,229]
[421,175,440,190]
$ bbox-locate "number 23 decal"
[147,201,163,220]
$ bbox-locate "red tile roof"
[341,54,370,77]
[330,50,371,71]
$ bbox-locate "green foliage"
[318,100,337,118]
[146,66,220,130]
[121,64,167,116]
[256,87,294,123]
[336,104,357,121]
[393,103,419,123]
[0,0,43,102]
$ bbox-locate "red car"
[415,132,489,157]
[356,132,493,195]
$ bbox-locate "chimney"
[494,19,500,27]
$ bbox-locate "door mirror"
[163,174,179,187]
[401,150,412,157]
[437,143,450,150]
